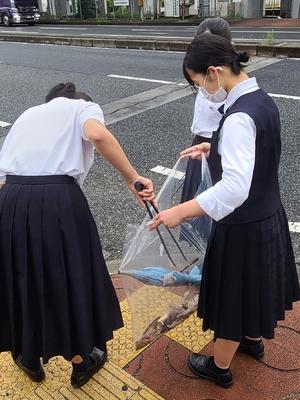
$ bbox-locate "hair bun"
[64,82,76,92]
[238,52,249,63]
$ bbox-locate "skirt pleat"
[0,176,123,363]
[198,206,300,341]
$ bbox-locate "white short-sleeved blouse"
[0,97,105,187]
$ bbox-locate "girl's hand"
[180,142,211,160]
[127,176,155,207]
[148,206,185,230]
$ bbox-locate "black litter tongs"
[135,181,189,269]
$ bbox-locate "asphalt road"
[0,24,299,42]
[0,42,299,275]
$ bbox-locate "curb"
[0,34,299,57]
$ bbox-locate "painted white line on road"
[269,93,300,100]
[289,222,300,233]
[0,30,39,34]
[107,74,186,86]
[150,165,185,180]
[0,121,11,128]
[131,28,194,33]
[80,33,192,40]
[107,76,299,99]
[231,30,300,34]
[39,27,88,30]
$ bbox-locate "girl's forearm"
[94,135,138,184]
[177,199,206,220]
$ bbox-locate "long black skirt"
[0,175,123,363]
[198,206,300,341]
[181,135,211,203]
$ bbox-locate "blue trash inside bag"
[125,265,202,286]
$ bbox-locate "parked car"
[0,0,40,26]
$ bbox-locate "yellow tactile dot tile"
[1,357,163,400]
[165,312,214,353]
[0,352,38,399]
[121,287,182,341]
[43,356,72,392]
[107,307,145,367]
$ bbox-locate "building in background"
[40,0,300,19]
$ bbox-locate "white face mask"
[198,68,227,103]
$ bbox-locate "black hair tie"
[237,52,249,63]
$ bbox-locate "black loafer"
[238,337,264,360]
[188,354,233,389]
[71,347,107,388]
[13,355,45,382]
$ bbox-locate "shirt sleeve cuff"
[196,188,235,221]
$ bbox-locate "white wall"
[291,0,300,16]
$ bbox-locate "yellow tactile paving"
[118,286,183,349]
[0,356,164,400]
[165,312,214,353]
[0,298,211,399]
[0,352,38,399]
[107,308,145,368]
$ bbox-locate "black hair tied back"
[238,52,250,63]
[64,82,76,94]
[232,52,249,74]
[45,82,92,103]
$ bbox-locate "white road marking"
[0,121,11,128]
[0,30,39,34]
[107,75,299,100]
[269,93,300,100]
[131,28,193,33]
[80,33,192,40]
[231,30,300,34]
[107,74,186,86]
[289,222,300,233]
[150,165,185,180]
[39,27,88,30]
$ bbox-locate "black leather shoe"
[238,337,264,360]
[188,354,233,389]
[71,348,108,388]
[13,355,45,382]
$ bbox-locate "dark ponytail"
[183,33,249,85]
[45,82,93,103]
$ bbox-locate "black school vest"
[209,89,282,224]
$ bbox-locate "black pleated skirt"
[198,205,300,341]
[181,135,211,203]
[0,175,123,363]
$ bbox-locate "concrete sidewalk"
[0,274,299,400]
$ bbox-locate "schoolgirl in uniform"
[0,83,154,388]
[150,34,300,388]
[181,17,232,203]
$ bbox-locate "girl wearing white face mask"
[181,17,232,204]
[149,33,300,388]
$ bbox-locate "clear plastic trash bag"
[119,155,212,349]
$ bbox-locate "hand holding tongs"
[135,181,188,269]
